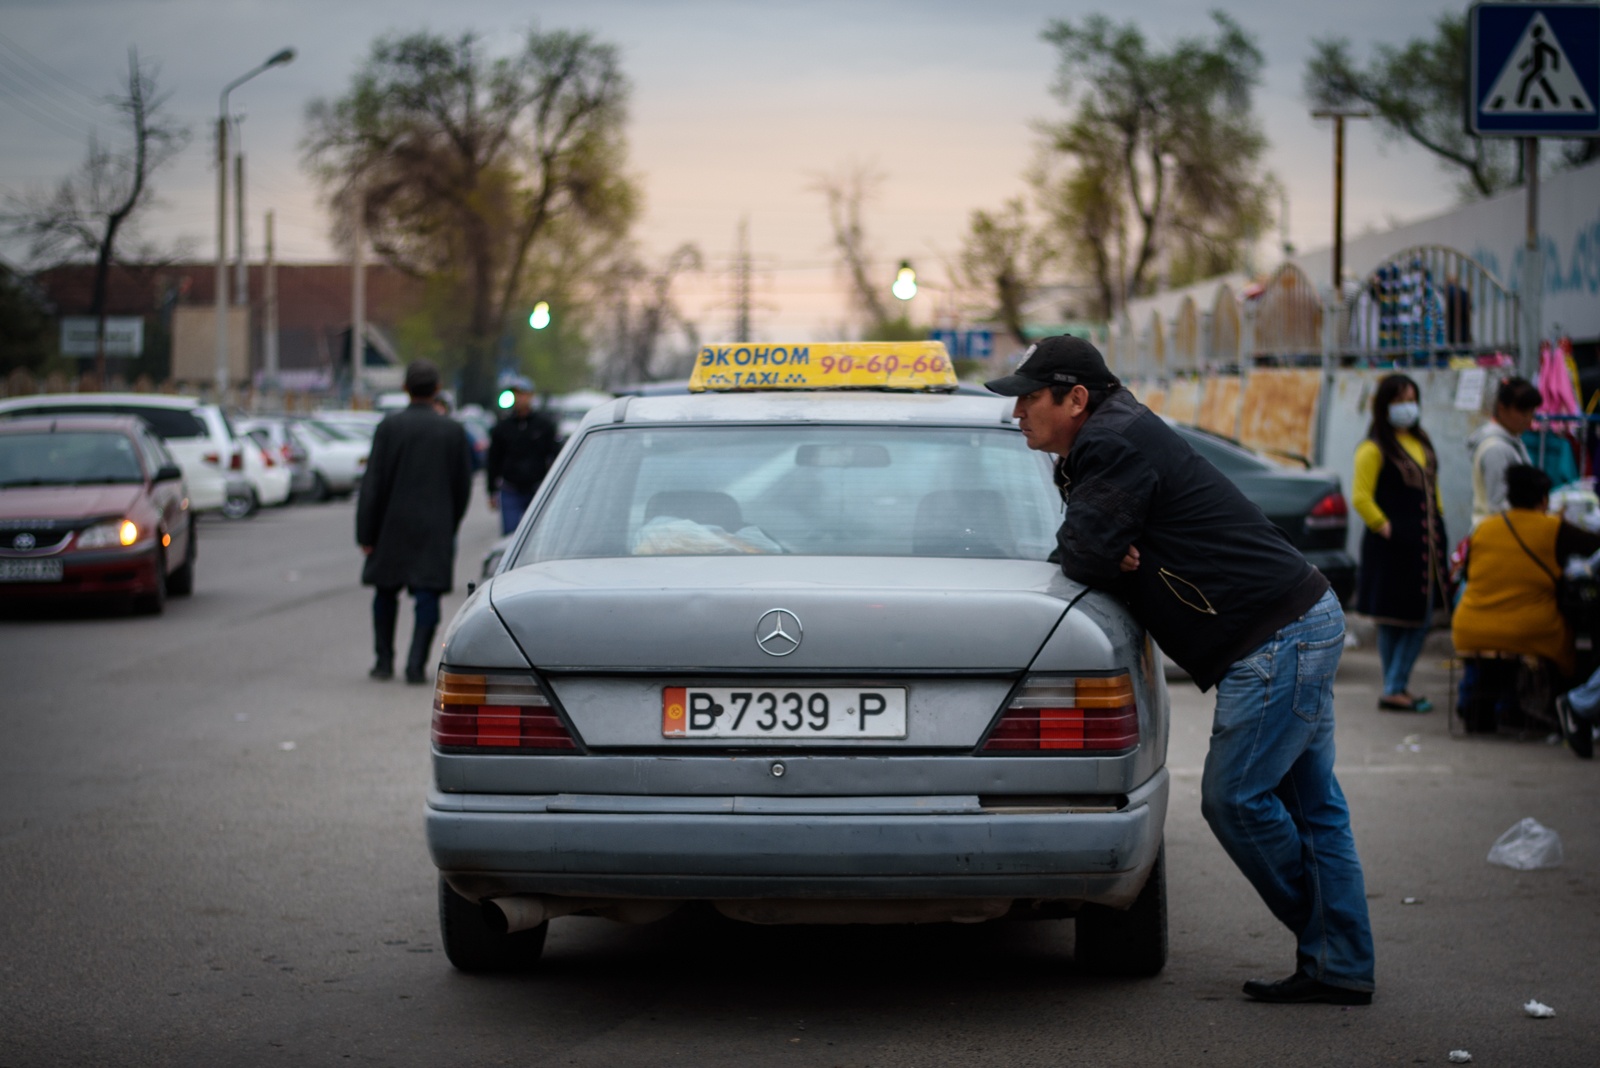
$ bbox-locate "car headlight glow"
[77,519,141,550]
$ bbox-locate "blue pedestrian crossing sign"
[1470,3,1600,137]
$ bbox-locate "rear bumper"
[428,768,1168,907]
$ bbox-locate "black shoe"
[369,661,394,680]
[1242,972,1372,1005]
[1556,696,1594,760]
[404,668,428,685]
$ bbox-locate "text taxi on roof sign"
[688,341,957,392]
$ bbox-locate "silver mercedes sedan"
[427,344,1171,975]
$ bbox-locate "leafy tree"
[1,51,187,377]
[959,197,1058,344]
[304,29,639,405]
[1039,12,1271,318]
[1306,14,1597,200]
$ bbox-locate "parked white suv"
[0,393,235,514]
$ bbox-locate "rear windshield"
[1,403,205,440]
[518,424,1059,563]
[0,431,144,486]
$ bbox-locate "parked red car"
[0,415,196,613]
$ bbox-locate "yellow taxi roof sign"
[687,341,958,392]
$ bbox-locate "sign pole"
[1521,137,1541,380]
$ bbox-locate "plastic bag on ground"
[1486,817,1564,870]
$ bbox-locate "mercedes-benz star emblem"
[755,608,803,657]
[12,533,36,551]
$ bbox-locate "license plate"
[663,687,906,739]
[0,558,64,583]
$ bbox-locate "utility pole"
[1521,137,1542,378]
[214,114,229,397]
[1311,108,1372,295]
[264,209,279,384]
[350,184,366,404]
[733,216,751,343]
[234,152,248,306]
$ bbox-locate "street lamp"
[216,48,295,398]
[892,261,918,301]
[1310,108,1372,295]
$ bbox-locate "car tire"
[167,520,196,597]
[310,472,331,503]
[438,877,547,972]
[222,488,258,520]
[132,549,167,616]
[1075,842,1167,977]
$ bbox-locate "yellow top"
[1351,434,1442,531]
[1452,509,1571,675]
[687,341,957,392]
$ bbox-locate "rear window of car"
[518,425,1059,563]
[0,431,144,486]
[2,403,206,440]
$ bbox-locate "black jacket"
[1056,389,1328,691]
[356,403,473,592]
[487,410,561,495]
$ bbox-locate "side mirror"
[154,463,183,482]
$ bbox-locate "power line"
[0,50,110,130]
[0,31,105,104]
[0,71,95,142]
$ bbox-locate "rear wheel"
[222,487,258,520]
[438,877,547,972]
[1075,843,1167,977]
[167,519,196,597]
[309,472,331,502]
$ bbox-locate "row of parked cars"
[0,392,381,614]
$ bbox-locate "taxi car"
[427,343,1171,974]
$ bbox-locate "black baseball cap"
[984,335,1120,396]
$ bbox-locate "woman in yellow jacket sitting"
[1453,464,1600,696]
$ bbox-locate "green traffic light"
[497,389,515,409]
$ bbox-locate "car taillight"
[203,452,220,466]
[1306,491,1348,529]
[982,674,1138,753]
[229,448,243,471]
[432,670,578,752]
[280,444,294,463]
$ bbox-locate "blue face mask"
[1388,401,1420,429]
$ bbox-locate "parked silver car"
[428,344,1171,974]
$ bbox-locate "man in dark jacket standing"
[357,360,473,684]
[987,336,1374,1005]
[486,376,561,535]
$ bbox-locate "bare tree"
[811,164,891,330]
[604,242,703,385]
[2,50,187,377]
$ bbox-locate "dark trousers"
[372,586,443,676]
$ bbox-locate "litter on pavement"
[1448,1052,1472,1064]
[1486,817,1564,870]
[1523,999,1556,1018]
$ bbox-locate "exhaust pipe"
[483,895,684,933]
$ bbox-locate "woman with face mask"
[1352,373,1450,711]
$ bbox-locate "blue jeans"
[499,486,535,535]
[1201,589,1375,991]
[1566,665,1600,718]
[1376,606,1433,697]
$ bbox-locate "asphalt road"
[2,494,1598,1067]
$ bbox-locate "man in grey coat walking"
[356,360,473,683]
